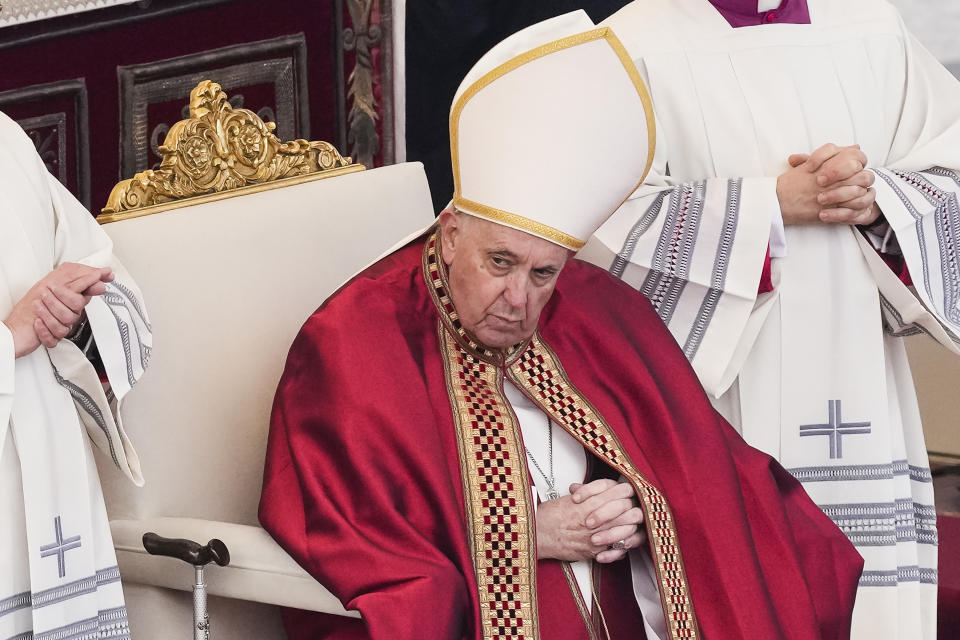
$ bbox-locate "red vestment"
[259,231,862,640]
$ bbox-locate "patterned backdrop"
[0,0,957,214]
[0,0,395,211]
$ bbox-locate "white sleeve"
[43,172,152,485]
[0,321,14,431]
[865,24,960,352]
[581,106,778,396]
[768,207,787,258]
[0,113,149,483]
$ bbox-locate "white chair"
[95,82,435,639]
[907,338,960,460]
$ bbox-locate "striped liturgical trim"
[786,460,932,484]
[3,605,130,640]
[820,500,938,547]
[0,566,120,617]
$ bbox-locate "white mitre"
[450,10,655,251]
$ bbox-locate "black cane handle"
[142,532,231,568]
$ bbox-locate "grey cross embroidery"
[799,399,871,459]
[40,516,82,578]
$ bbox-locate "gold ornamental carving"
[101,80,362,221]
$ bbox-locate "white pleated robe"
[582,1,960,638]
[0,113,151,640]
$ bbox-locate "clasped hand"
[3,263,113,358]
[536,478,646,564]
[777,142,881,226]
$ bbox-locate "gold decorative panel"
[100,80,362,221]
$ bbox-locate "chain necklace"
[526,420,559,500]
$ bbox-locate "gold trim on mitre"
[454,197,586,250]
[449,27,657,251]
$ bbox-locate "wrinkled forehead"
[461,212,572,262]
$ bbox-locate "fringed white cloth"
[0,112,150,640]
[584,1,960,638]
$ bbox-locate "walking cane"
[142,532,231,640]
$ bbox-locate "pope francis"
[259,11,863,640]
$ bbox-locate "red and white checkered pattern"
[510,338,700,640]
[425,231,699,639]
[442,330,537,639]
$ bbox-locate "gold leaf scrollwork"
[101,80,358,217]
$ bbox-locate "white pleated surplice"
[0,113,151,640]
[581,1,960,638]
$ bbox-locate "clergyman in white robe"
[581,1,960,638]
[0,113,151,640]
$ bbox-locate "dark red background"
[0,0,341,212]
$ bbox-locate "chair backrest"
[97,161,434,525]
[91,81,434,638]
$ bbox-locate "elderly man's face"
[438,210,570,349]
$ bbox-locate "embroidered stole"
[0,146,149,639]
[424,232,699,640]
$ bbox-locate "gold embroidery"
[604,29,657,199]
[452,197,586,250]
[424,233,697,639]
[438,321,480,563]
[508,335,700,640]
[440,328,538,639]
